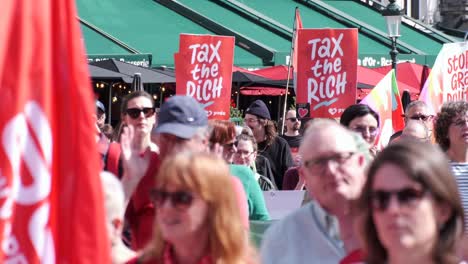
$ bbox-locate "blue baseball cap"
[96,100,105,112]
[154,96,208,139]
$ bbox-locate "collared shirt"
[260,201,345,264]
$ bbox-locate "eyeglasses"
[350,126,379,136]
[287,117,298,122]
[150,189,194,209]
[244,118,259,123]
[235,150,254,158]
[303,152,355,172]
[452,118,468,128]
[408,114,434,122]
[125,107,155,119]
[370,187,427,211]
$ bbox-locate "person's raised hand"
[120,125,149,202]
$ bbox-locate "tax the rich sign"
[295,29,358,118]
[175,34,234,120]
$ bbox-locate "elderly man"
[399,119,430,142]
[244,100,294,189]
[260,119,369,264]
[404,100,434,137]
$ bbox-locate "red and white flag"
[0,1,110,263]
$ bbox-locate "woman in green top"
[208,120,270,221]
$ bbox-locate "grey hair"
[404,100,430,116]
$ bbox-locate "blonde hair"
[142,152,257,264]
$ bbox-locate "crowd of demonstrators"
[233,131,277,190]
[127,152,258,264]
[358,140,465,264]
[208,120,270,221]
[340,104,380,157]
[281,109,303,163]
[244,100,294,189]
[261,119,370,264]
[94,93,468,263]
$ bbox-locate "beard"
[292,123,301,131]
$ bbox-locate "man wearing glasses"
[281,109,303,163]
[404,101,435,138]
[261,119,370,264]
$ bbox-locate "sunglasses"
[125,107,155,119]
[408,114,434,122]
[370,187,427,211]
[149,189,194,209]
[287,117,298,122]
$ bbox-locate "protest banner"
[295,29,358,118]
[175,34,235,120]
[0,0,109,263]
[420,42,468,113]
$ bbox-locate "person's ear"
[435,201,452,229]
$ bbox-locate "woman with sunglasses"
[128,152,258,264]
[208,120,270,221]
[117,91,160,250]
[357,140,465,264]
[340,104,379,157]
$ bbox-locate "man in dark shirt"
[281,109,303,162]
[244,100,294,189]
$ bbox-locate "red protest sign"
[296,29,358,118]
[175,34,235,120]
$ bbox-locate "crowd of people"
[95,91,468,264]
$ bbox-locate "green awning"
[77,0,263,67]
[176,0,291,52]
[81,25,133,54]
[322,0,444,54]
[241,0,391,54]
[78,0,455,68]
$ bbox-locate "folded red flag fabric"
[0,0,110,263]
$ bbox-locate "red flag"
[0,1,110,263]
